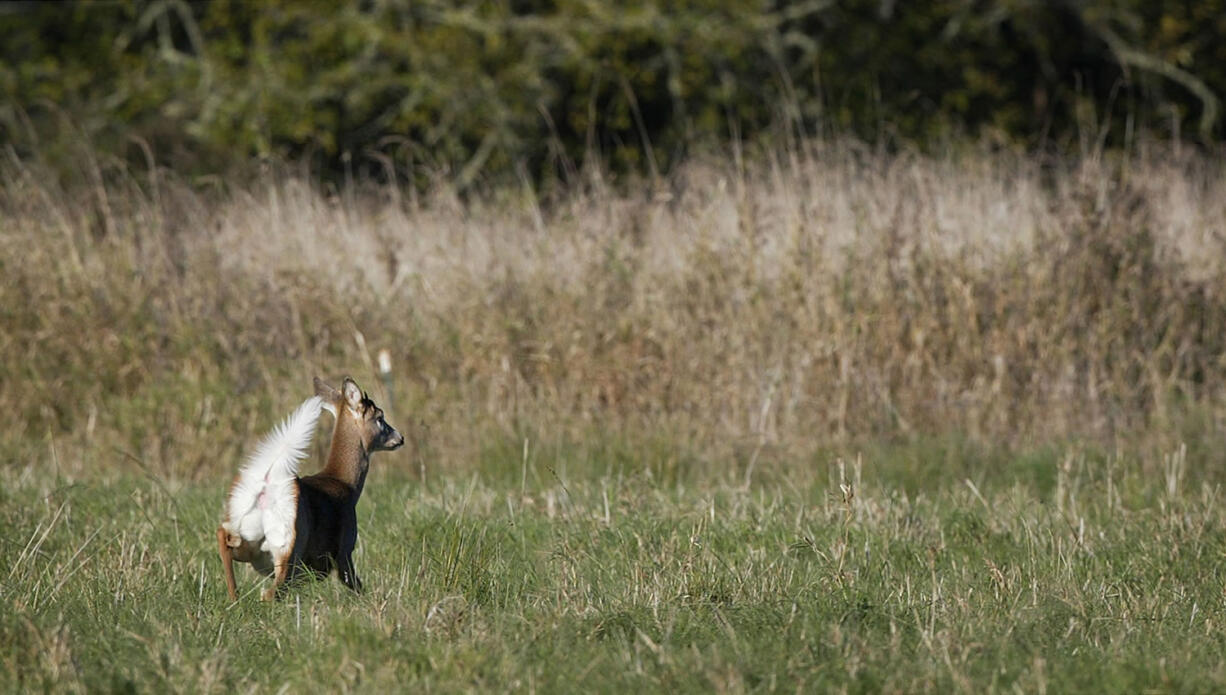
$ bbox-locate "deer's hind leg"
[261,546,293,601]
[262,484,306,601]
[217,526,238,601]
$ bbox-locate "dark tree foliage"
[1,0,1222,184]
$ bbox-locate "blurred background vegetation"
[2,0,1224,187]
[3,1,1226,481]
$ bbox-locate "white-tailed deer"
[217,377,404,601]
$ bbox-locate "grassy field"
[4,141,1226,691]
[6,439,1226,692]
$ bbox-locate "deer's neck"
[319,418,370,499]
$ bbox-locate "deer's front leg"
[338,553,363,593]
[337,517,363,594]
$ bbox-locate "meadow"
[4,140,1226,692]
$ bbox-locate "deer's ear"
[342,377,363,411]
[314,377,340,403]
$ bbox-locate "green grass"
[5,438,1226,693]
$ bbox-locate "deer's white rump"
[224,396,323,553]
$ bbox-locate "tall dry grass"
[3,141,1226,481]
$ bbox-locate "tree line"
[2,0,1223,186]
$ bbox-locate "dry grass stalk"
[3,141,1225,479]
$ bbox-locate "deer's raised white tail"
[224,396,323,556]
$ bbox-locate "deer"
[217,377,404,601]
